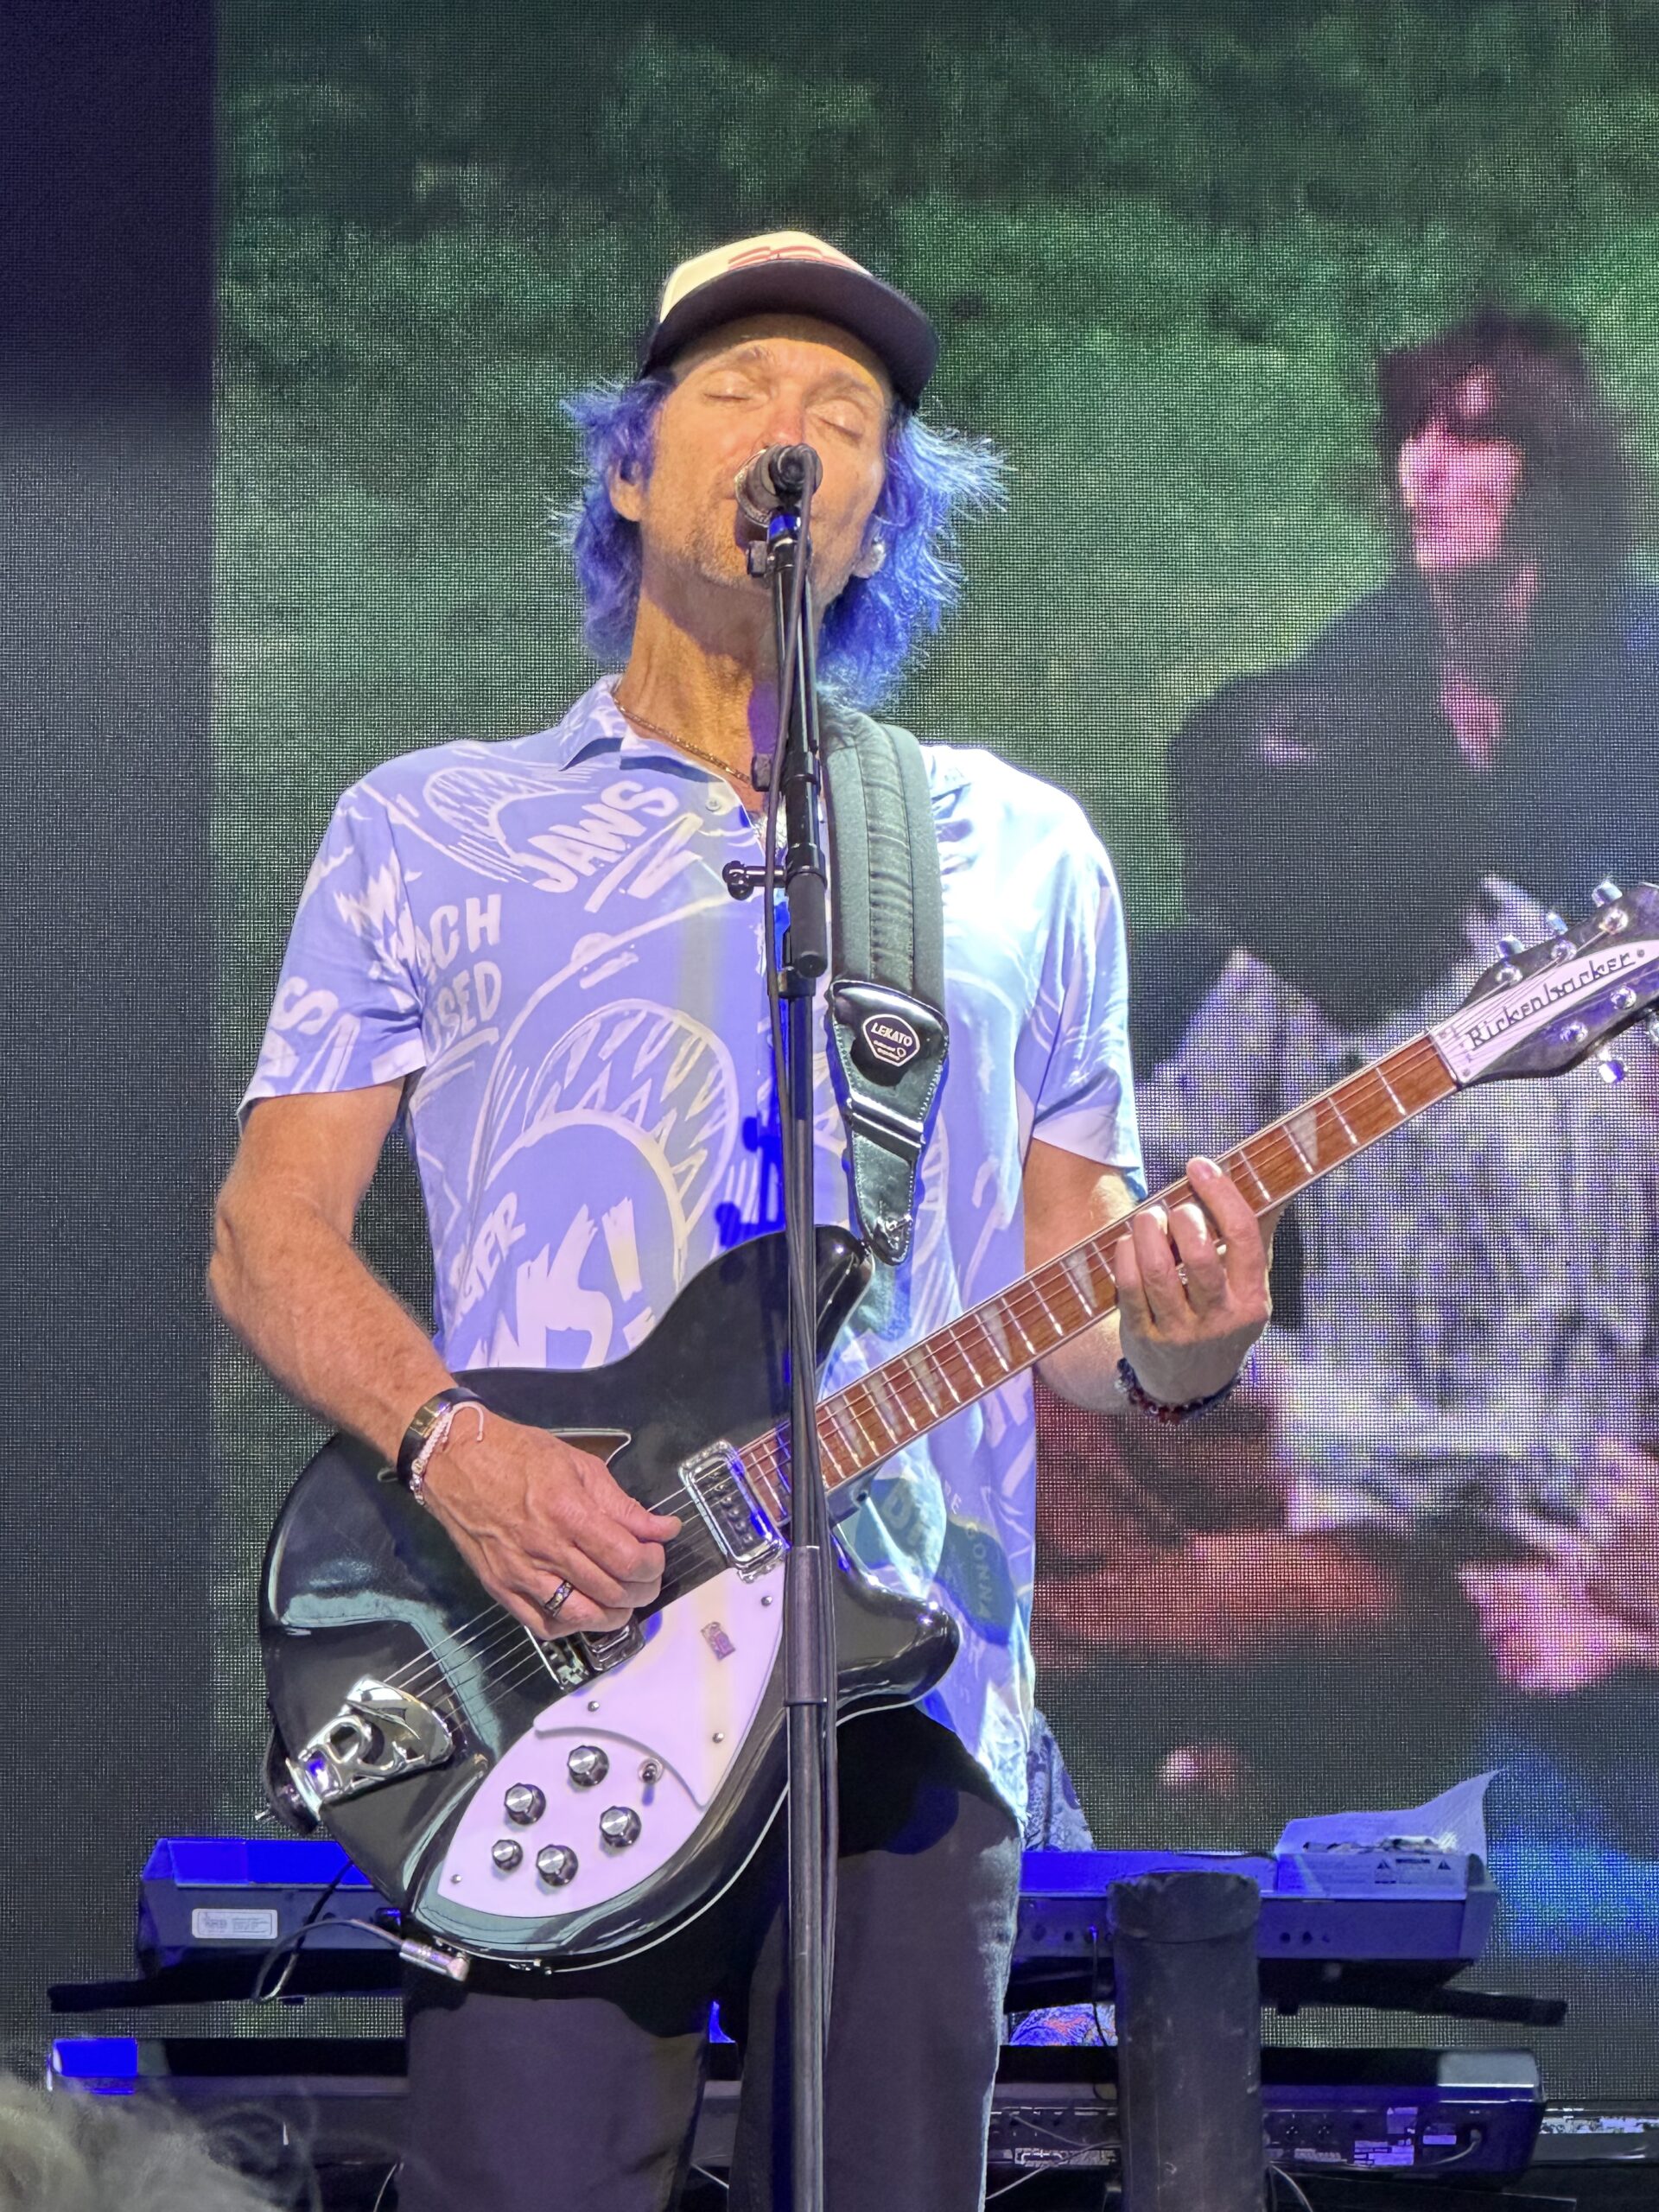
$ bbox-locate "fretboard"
[736,1028,1459,1521]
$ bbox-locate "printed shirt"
[1135,879,1659,1550]
[244,677,1143,1823]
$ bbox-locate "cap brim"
[641,260,937,409]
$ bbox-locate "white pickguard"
[433,1562,785,1920]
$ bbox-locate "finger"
[491,1582,630,1641]
[1107,1232,1154,1342]
[563,1446,684,1541]
[1185,1150,1265,1274]
[563,1504,671,1593]
[1128,1206,1192,1333]
[1165,1200,1228,1313]
[613,1489,683,1544]
[546,1589,634,1635]
[514,1528,642,1612]
[512,1556,637,1637]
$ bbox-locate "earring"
[854,537,887,579]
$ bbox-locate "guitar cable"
[1267,2163,1316,2211]
[249,1862,352,2002]
[250,1868,471,2002]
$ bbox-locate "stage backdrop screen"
[219,0,1659,2094]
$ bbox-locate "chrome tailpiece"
[679,1440,784,1580]
[289,1677,454,1814]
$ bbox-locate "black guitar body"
[260,1228,961,1967]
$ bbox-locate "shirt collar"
[519,672,974,799]
[520,677,683,774]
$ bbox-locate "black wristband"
[396,1386,484,1484]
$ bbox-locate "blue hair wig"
[560,376,1005,707]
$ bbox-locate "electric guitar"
[260,882,1659,1970]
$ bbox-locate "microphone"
[734,442,823,530]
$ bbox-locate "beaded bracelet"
[1116,1356,1243,1427]
[397,1386,486,1505]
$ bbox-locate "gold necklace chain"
[613,690,753,786]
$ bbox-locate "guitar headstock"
[1432,880,1659,1087]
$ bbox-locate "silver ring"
[542,1579,575,1621]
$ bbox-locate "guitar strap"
[818,700,950,1266]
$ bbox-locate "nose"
[1402,426,1452,499]
[757,390,810,451]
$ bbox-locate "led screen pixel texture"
[219,0,1659,2095]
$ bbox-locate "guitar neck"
[739,1029,1460,1521]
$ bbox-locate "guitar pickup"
[679,1441,784,1580]
[543,1623,645,1692]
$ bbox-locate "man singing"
[211,232,1273,2212]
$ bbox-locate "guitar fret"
[976,1307,1012,1371]
[1325,1088,1359,1145]
[955,1322,988,1390]
[1028,1275,1065,1335]
[1231,1148,1275,1208]
[862,1375,904,1444]
[1371,1062,1408,1116]
[1005,1300,1039,1358]
[922,1344,964,1410]
[842,1394,886,1457]
[906,1351,943,1417]
[1060,1248,1103,1314]
[821,1403,856,1460]
[1280,1119,1313,1173]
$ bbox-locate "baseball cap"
[640,230,938,408]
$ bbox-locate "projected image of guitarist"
[209,232,1275,2212]
[1036,671,1659,1863]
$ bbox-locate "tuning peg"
[1645,1014,1659,1050]
[1592,878,1624,907]
[1596,1051,1629,1085]
[1497,935,1526,959]
[1544,911,1569,936]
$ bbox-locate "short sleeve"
[1029,819,1145,1195]
[239,779,427,1120]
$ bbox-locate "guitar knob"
[503,1783,545,1827]
[536,1844,580,1887]
[567,1745,611,1789]
[1592,878,1624,906]
[491,1838,524,1872]
[599,1806,642,1850]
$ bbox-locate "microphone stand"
[756,495,836,2212]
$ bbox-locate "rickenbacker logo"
[1433,937,1656,1077]
[862,1012,921,1068]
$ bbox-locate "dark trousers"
[398,1707,1021,2212]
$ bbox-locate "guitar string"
[387,1039,1449,1702]
[384,1529,741,1714]
[677,1038,1449,1519]
[381,1052,1439,1710]
[373,1507,735,1706]
[363,1038,1452,1708]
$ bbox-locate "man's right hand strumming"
[209,1085,680,1639]
[419,1416,682,1637]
